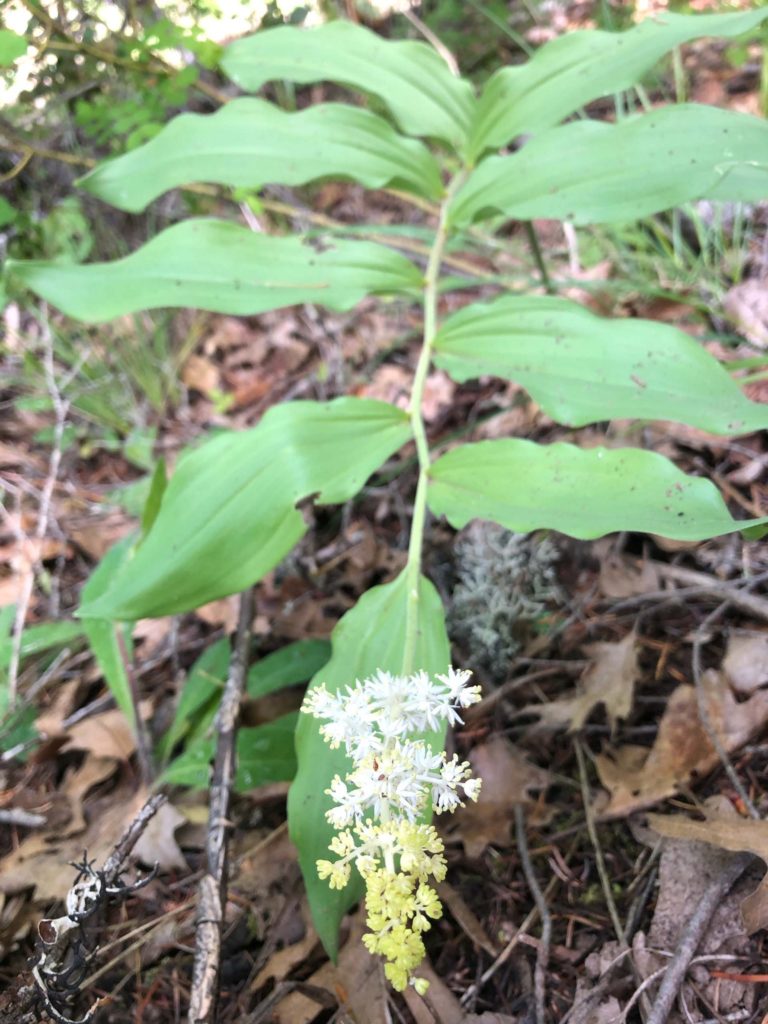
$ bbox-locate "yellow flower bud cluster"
[301,667,482,993]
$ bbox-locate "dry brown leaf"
[649,801,768,934]
[724,278,768,348]
[132,800,187,871]
[448,738,551,857]
[421,370,455,423]
[0,785,163,902]
[63,701,151,760]
[596,544,659,599]
[334,906,388,1023]
[181,353,221,395]
[438,882,500,957]
[404,958,464,1024]
[723,632,768,694]
[357,363,411,409]
[252,900,318,989]
[522,632,639,732]
[60,755,118,835]
[596,671,768,817]
[195,595,240,632]
[67,511,135,562]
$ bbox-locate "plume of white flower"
[301,666,482,993]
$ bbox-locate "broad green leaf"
[78,99,443,211]
[162,714,298,790]
[469,8,768,158]
[248,639,330,699]
[221,21,476,152]
[80,535,137,725]
[433,294,768,434]
[0,29,26,66]
[158,638,328,765]
[452,105,768,228]
[428,440,768,541]
[288,569,450,959]
[141,458,167,536]
[77,398,411,620]
[7,219,422,323]
[157,637,231,762]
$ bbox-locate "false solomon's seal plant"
[8,5,768,981]
[303,667,481,990]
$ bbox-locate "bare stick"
[115,629,155,786]
[574,739,624,942]
[8,316,69,707]
[188,588,253,1024]
[645,854,751,1024]
[514,804,551,1024]
[102,791,167,885]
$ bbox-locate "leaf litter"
[3,20,768,1024]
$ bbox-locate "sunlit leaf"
[7,219,422,322]
[78,99,444,211]
[0,29,26,66]
[288,569,450,959]
[428,440,768,540]
[221,21,475,152]
[77,399,411,620]
[452,105,768,227]
[469,8,768,157]
[433,293,768,434]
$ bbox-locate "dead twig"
[188,588,253,1024]
[573,739,624,943]
[514,804,551,1024]
[7,316,70,708]
[115,629,155,786]
[644,854,752,1024]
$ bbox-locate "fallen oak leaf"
[519,632,639,732]
[648,800,768,933]
[445,737,551,857]
[596,670,768,818]
[723,632,768,694]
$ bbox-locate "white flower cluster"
[302,666,482,993]
[302,667,482,826]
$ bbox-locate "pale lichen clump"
[301,667,482,994]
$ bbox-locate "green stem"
[401,172,466,676]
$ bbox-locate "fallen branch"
[645,853,752,1024]
[188,588,254,1024]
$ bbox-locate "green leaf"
[162,714,298,790]
[428,440,768,541]
[236,714,298,791]
[77,398,411,620]
[0,196,17,228]
[157,637,231,762]
[221,21,476,152]
[0,29,26,66]
[80,535,138,724]
[433,294,768,434]
[141,458,167,536]
[469,8,768,157]
[452,105,768,228]
[288,568,450,959]
[248,639,330,699]
[158,638,327,766]
[0,619,85,673]
[78,99,444,211]
[7,219,422,323]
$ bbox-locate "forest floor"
[2,2,768,1022]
